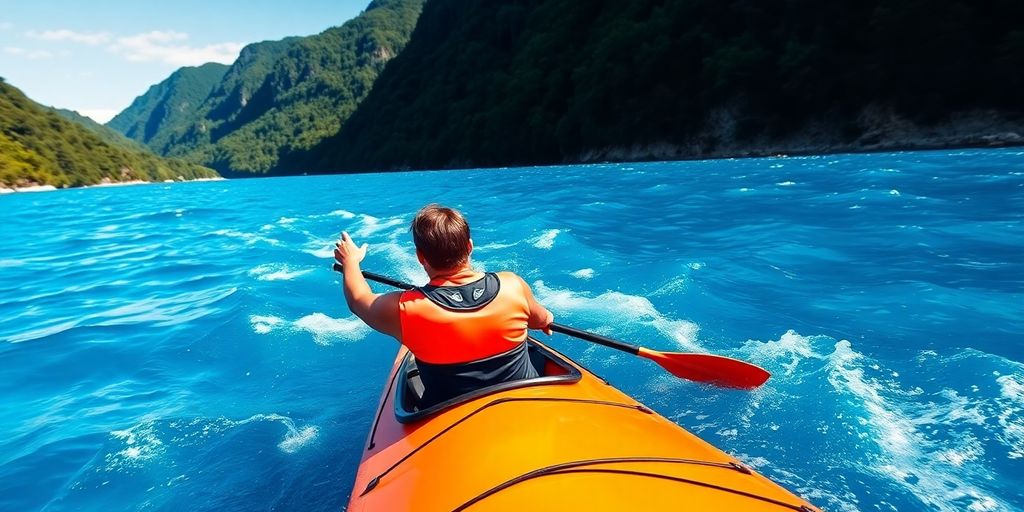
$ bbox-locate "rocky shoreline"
[577,107,1024,164]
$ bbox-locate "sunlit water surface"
[1,148,1022,511]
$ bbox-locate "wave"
[6,287,237,344]
[352,214,406,239]
[248,263,314,282]
[249,312,370,345]
[328,209,356,219]
[532,280,701,351]
[102,413,319,474]
[738,330,1019,512]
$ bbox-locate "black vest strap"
[417,272,500,311]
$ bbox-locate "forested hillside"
[107,62,229,151]
[53,108,151,152]
[0,79,218,188]
[303,0,1024,171]
[108,0,424,176]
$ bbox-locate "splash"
[293,313,371,345]
[531,229,561,249]
[249,313,370,344]
[741,331,1016,512]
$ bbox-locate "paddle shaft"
[333,263,414,290]
[334,263,637,353]
[331,263,770,388]
[548,323,639,355]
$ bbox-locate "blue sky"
[0,0,368,122]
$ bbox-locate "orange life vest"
[398,271,530,364]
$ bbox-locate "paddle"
[332,263,770,389]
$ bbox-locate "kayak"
[347,338,820,511]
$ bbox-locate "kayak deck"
[348,339,819,511]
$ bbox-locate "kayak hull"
[347,339,819,511]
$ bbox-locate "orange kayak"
[347,339,820,511]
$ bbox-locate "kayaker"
[334,203,555,406]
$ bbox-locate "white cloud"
[0,22,13,31]
[108,30,242,66]
[3,46,63,60]
[27,29,111,45]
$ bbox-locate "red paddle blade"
[637,347,770,389]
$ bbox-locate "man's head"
[411,204,472,271]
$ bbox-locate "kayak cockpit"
[395,339,582,423]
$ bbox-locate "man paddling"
[334,204,555,406]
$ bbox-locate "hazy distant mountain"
[0,78,218,188]
[304,0,1024,172]
[109,0,424,176]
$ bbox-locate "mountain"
[0,78,218,188]
[109,0,424,176]
[106,62,229,151]
[303,0,1024,171]
[52,107,150,152]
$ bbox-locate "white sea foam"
[650,276,687,297]
[377,240,429,284]
[742,329,824,375]
[106,421,165,471]
[303,244,335,259]
[353,214,405,238]
[231,414,320,453]
[249,263,314,282]
[889,189,901,196]
[531,229,561,249]
[736,331,1018,511]
[825,340,1007,512]
[776,181,796,186]
[249,312,370,344]
[249,315,285,335]
[532,280,701,351]
[103,413,319,474]
[570,268,595,279]
[475,241,519,251]
[996,375,1024,459]
[329,209,356,218]
[293,313,371,345]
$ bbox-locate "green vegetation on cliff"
[109,0,424,176]
[106,62,229,151]
[53,107,151,152]
[305,0,1024,171]
[0,78,218,188]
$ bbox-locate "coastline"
[0,176,226,195]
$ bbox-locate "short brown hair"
[411,204,471,270]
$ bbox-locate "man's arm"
[335,231,402,340]
[517,275,554,335]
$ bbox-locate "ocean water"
[1,148,1022,511]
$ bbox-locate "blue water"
[1,148,1022,511]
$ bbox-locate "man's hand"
[334,231,368,268]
